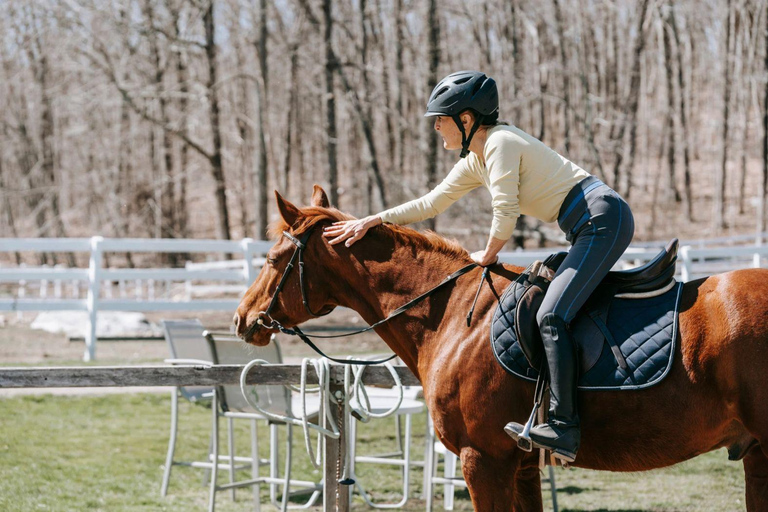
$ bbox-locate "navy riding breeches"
[536,176,635,325]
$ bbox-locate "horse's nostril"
[233,313,240,330]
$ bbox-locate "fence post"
[680,246,691,283]
[85,236,103,362]
[324,383,351,512]
[242,238,257,286]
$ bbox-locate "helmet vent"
[454,76,471,85]
[471,79,484,95]
[435,86,450,98]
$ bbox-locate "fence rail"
[0,363,420,388]
[2,236,767,360]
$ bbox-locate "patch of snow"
[30,311,162,338]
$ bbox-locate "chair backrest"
[161,319,213,402]
[205,332,292,417]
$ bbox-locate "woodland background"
[2,0,768,265]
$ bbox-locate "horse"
[234,185,768,511]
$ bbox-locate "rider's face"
[433,115,462,150]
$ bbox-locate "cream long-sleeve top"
[378,125,591,240]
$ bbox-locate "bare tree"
[425,0,440,231]
[716,0,734,229]
[669,2,694,220]
[611,0,651,199]
[662,5,682,203]
[761,0,768,241]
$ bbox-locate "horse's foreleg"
[460,447,538,512]
[744,445,768,512]
[512,464,543,511]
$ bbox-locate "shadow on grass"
[557,485,591,495]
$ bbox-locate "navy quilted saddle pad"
[491,280,684,390]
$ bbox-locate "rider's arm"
[378,157,481,226]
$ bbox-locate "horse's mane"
[268,206,470,261]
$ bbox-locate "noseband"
[245,226,483,365]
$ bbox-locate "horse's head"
[234,185,344,346]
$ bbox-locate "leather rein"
[246,227,486,365]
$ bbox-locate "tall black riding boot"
[527,313,581,461]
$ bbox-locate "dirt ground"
[0,308,391,366]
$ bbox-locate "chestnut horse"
[234,186,768,511]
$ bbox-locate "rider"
[322,70,635,462]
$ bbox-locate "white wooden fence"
[2,236,767,361]
[0,237,271,361]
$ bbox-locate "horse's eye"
[266,258,276,265]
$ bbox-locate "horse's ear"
[310,185,330,208]
[275,191,302,227]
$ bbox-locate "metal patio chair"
[205,331,323,512]
[343,355,427,509]
[160,319,221,497]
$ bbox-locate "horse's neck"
[332,244,470,373]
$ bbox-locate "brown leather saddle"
[515,239,679,374]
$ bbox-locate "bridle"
[256,228,334,330]
[244,226,486,365]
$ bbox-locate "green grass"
[0,393,748,511]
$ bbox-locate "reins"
[250,226,485,365]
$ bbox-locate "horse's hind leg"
[744,445,768,512]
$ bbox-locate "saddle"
[513,238,679,376]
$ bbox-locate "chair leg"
[203,428,214,486]
[349,416,357,478]
[444,452,457,510]
[395,415,403,454]
[270,423,279,506]
[251,419,261,512]
[280,424,293,512]
[227,417,236,501]
[208,391,219,512]
[548,465,559,512]
[160,389,179,496]
[424,440,435,512]
[402,414,412,500]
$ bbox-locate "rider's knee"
[537,309,567,329]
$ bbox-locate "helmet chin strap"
[452,114,483,158]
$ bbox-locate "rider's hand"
[323,215,383,247]
[470,250,499,267]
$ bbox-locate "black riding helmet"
[425,71,498,158]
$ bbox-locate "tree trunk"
[760,5,768,242]
[283,42,299,198]
[537,19,548,143]
[233,15,253,237]
[552,0,571,153]
[425,0,440,231]
[716,0,733,230]
[611,0,650,197]
[663,10,681,203]
[204,0,231,240]
[253,0,269,239]
[29,7,74,266]
[323,0,339,207]
[395,0,405,172]
[669,2,694,221]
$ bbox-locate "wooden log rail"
[0,363,420,388]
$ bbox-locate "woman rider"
[322,70,634,462]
